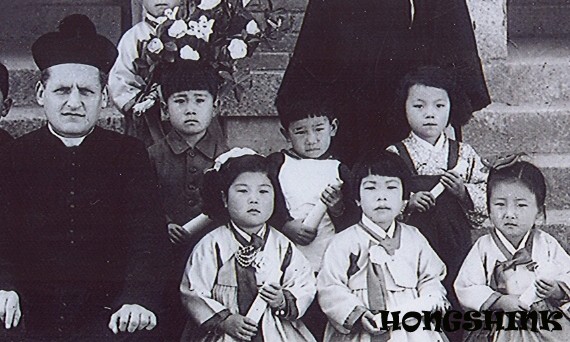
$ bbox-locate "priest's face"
[36,64,107,138]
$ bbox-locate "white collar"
[145,13,167,26]
[495,228,532,255]
[410,131,447,151]
[48,124,90,147]
[231,222,267,243]
[361,215,396,239]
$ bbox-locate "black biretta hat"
[0,63,8,98]
[159,60,222,100]
[32,14,118,73]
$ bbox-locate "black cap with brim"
[32,14,118,73]
[159,60,222,100]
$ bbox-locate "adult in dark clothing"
[0,14,167,340]
[276,0,491,165]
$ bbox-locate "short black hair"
[393,65,473,134]
[201,154,284,223]
[0,63,8,99]
[351,150,412,202]
[159,61,221,101]
[276,97,337,130]
[487,161,547,215]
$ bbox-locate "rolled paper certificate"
[246,269,283,323]
[302,201,327,231]
[182,213,213,236]
[429,159,471,199]
[303,178,344,230]
[519,285,539,309]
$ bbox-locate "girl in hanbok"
[318,151,450,342]
[454,159,570,342]
[180,148,316,342]
[386,66,488,319]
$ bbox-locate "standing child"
[386,66,488,320]
[0,63,14,145]
[148,60,228,340]
[454,159,570,341]
[108,0,182,145]
[318,151,449,342]
[269,92,355,338]
[180,151,316,341]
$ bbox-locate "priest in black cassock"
[0,14,168,340]
[277,0,491,166]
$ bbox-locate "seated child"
[108,0,182,145]
[147,60,228,340]
[180,150,316,341]
[317,151,449,341]
[454,159,570,342]
[386,65,487,314]
[0,63,14,145]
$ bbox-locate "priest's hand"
[536,278,565,300]
[408,191,435,212]
[0,290,20,329]
[168,223,192,244]
[218,314,258,341]
[108,304,157,334]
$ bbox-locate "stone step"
[485,37,570,105]
[509,2,570,37]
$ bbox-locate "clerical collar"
[361,215,396,240]
[231,221,267,243]
[494,228,532,255]
[48,124,92,147]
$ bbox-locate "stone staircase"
[1,1,568,250]
[466,0,570,249]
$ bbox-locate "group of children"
[1,0,569,340]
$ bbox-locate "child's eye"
[492,202,505,207]
[436,104,446,108]
[363,186,375,190]
[294,130,306,135]
[412,104,423,109]
[259,189,270,194]
[236,189,248,193]
[387,186,398,190]
[195,98,205,104]
[174,99,186,104]
[517,203,528,208]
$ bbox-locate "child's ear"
[1,98,13,117]
[101,86,109,109]
[222,191,228,208]
[330,118,339,136]
[280,126,290,142]
[535,206,546,225]
[355,199,360,207]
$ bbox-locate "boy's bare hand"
[259,283,286,309]
[281,219,317,246]
[536,279,565,300]
[440,170,468,201]
[219,314,258,341]
[108,304,157,334]
[321,184,344,216]
[408,191,435,212]
[168,223,191,244]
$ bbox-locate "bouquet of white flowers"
[132,0,292,114]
